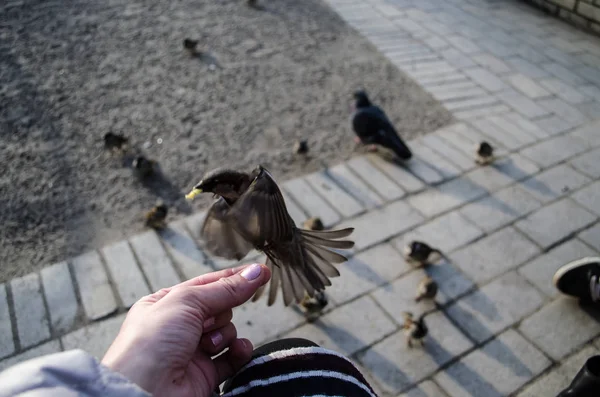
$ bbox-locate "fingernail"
[210,331,223,347]
[241,263,262,281]
[203,317,215,328]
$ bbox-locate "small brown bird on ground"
[185,165,355,306]
[303,217,324,231]
[145,202,168,229]
[300,290,328,321]
[475,141,494,165]
[402,312,428,348]
[294,140,309,155]
[183,38,200,56]
[132,156,156,179]
[104,132,128,152]
[404,241,442,266]
[415,276,438,302]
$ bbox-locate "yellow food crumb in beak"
[185,188,202,200]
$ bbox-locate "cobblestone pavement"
[2,0,600,395]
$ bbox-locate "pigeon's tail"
[386,132,412,160]
[252,228,354,307]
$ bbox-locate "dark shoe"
[553,257,600,302]
[557,355,600,397]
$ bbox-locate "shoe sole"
[552,257,600,293]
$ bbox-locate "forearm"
[0,350,150,397]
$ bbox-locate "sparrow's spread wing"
[230,168,295,246]
[201,197,254,260]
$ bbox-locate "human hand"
[101,263,271,397]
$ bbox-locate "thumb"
[182,263,271,318]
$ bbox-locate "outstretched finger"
[199,322,238,356]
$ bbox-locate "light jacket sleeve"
[0,349,151,397]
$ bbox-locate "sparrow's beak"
[185,187,203,200]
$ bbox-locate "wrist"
[102,336,164,394]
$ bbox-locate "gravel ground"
[0,0,453,282]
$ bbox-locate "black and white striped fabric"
[221,338,378,397]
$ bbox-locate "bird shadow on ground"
[158,224,205,265]
[345,256,392,292]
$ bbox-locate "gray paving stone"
[570,119,600,148]
[515,198,596,248]
[491,115,540,147]
[478,38,518,58]
[460,184,543,232]
[493,153,541,181]
[403,61,456,77]
[62,314,126,359]
[282,177,341,227]
[535,114,582,136]
[419,73,470,88]
[327,243,411,306]
[159,221,213,277]
[346,156,406,201]
[366,154,425,193]
[429,83,487,102]
[506,57,550,79]
[538,98,589,125]
[419,133,474,172]
[402,156,445,185]
[407,177,488,218]
[519,297,600,360]
[519,134,589,168]
[393,211,483,253]
[581,84,600,102]
[446,271,545,343]
[450,226,540,284]
[472,53,512,75]
[451,121,509,151]
[233,294,306,346]
[372,270,439,320]
[71,251,118,320]
[305,171,364,218]
[454,104,512,123]
[517,345,600,397]
[462,67,508,92]
[572,181,600,217]
[580,223,600,249]
[495,89,552,119]
[519,164,591,203]
[422,36,450,51]
[0,284,15,359]
[434,329,551,397]
[501,112,550,140]
[506,73,551,99]
[0,340,62,372]
[41,262,78,334]
[399,380,450,397]
[575,65,600,85]
[543,62,586,85]
[446,35,481,54]
[578,100,600,121]
[327,163,384,210]
[465,165,516,193]
[519,239,598,298]
[409,143,461,180]
[540,78,588,104]
[338,200,425,251]
[101,241,150,308]
[280,191,308,226]
[358,311,473,395]
[129,230,181,291]
[437,48,477,69]
[444,96,501,112]
[285,296,396,356]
